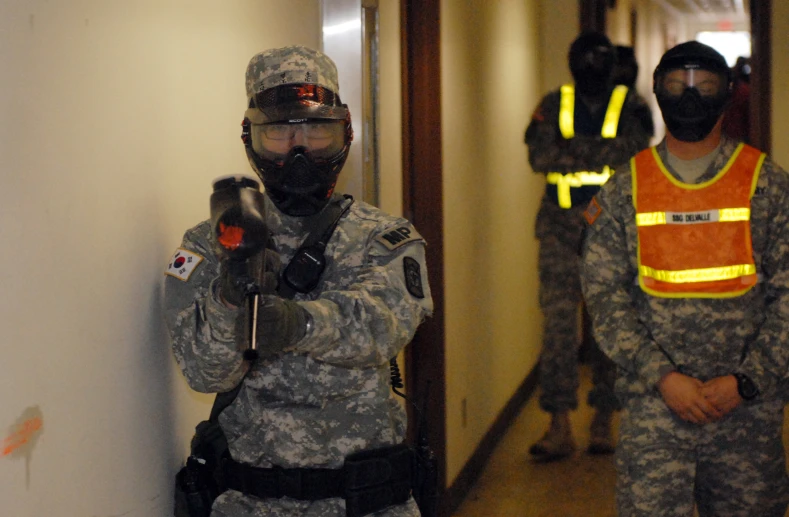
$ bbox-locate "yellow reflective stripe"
[639,264,756,284]
[720,207,750,221]
[560,84,627,139]
[546,167,612,208]
[559,85,575,139]
[635,208,751,226]
[636,212,666,226]
[601,85,628,138]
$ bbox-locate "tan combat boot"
[528,411,576,462]
[587,410,615,455]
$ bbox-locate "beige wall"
[608,0,634,45]
[378,0,404,216]
[441,0,544,485]
[0,2,320,515]
[537,0,576,95]
[772,0,789,170]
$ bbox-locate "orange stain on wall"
[2,417,43,457]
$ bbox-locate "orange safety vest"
[633,143,765,298]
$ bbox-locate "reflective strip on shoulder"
[639,263,756,284]
[601,85,628,138]
[559,84,575,139]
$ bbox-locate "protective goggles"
[656,66,727,97]
[250,121,346,159]
[245,83,350,125]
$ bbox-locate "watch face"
[737,374,759,400]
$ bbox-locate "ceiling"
[656,0,748,15]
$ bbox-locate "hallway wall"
[377,0,405,217]
[0,2,320,515]
[772,0,789,170]
[440,0,549,486]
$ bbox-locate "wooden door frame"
[400,0,448,515]
[750,0,771,153]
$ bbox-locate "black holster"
[174,420,229,517]
[411,442,439,517]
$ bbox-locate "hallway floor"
[451,366,789,517]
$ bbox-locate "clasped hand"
[658,372,741,424]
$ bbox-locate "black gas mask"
[241,83,353,217]
[569,32,615,97]
[653,41,731,142]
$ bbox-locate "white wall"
[0,2,320,515]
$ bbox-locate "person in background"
[524,31,653,462]
[164,45,433,516]
[722,55,751,143]
[612,45,639,89]
[581,41,789,516]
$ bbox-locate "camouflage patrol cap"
[245,45,340,99]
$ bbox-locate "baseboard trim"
[442,365,539,515]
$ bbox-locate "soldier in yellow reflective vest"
[581,41,789,516]
[524,32,653,462]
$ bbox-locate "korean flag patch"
[165,248,204,282]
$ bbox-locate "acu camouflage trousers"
[616,394,789,517]
[537,229,619,414]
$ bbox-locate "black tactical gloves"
[255,295,310,354]
[218,249,280,307]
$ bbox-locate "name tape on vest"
[666,210,718,224]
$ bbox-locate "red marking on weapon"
[218,222,245,251]
[2,417,42,457]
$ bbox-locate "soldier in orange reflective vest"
[581,41,789,516]
[524,32,653,461]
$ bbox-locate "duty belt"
[222,443,413,517]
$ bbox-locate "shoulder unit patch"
[583,197,603,226]
[165,248,204,282]
[403,257,425,298]
[375,225,423,251]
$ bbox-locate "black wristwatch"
[733,373,760,400]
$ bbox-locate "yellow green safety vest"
[546,84,629,208]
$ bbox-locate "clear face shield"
[655,66,727,99]
[249,120,346,162]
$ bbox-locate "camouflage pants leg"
[694,398,789,517]
[586,337,620,412]
[211,490,422,516]
[616,395,789,517]
[537,234,582,412]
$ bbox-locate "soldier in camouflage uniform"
[164,46,433,517]
[525,32,653,461]
[581,41,789,516]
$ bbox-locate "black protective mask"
[259,146,341,217]
[656,87,726,142]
